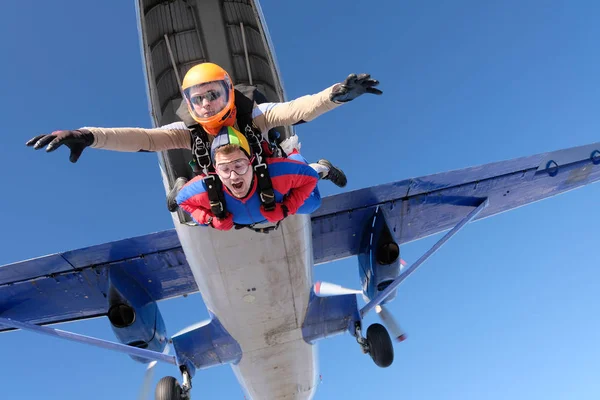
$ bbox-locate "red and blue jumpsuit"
[176,155,321,226]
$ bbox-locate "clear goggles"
[215,158,253,178]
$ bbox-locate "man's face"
[214,148,254,198]
[188,81,227,118]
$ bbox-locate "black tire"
[366,323,394,368]
[155,376,183,400]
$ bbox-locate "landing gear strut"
[155,368,192,400]
[355,322,394,368]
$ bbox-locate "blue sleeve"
[295,186,322,215]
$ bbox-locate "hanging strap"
[234,221,281,234]
[254,163,276,212]
[203,174,227,219]
[246,130,276,212]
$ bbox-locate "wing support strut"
[0,317,177,365]
[360,198,489,318]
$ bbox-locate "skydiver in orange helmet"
[26,62,382,198]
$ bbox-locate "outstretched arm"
[26,121,191,163]
[88,122,191,152]
[253,73,382,132]
[253,85,341,132]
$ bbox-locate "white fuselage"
[161,167,318,399]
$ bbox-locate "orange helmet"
[182,63,236,133]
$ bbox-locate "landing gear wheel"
[156,376,183,400]
[367,323,394,368]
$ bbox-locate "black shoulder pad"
[234,84,271,103]
[234,86,256,117]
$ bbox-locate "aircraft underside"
[170,211,318,399]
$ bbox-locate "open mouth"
[232,182,244,190]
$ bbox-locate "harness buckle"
[259,191,275,204]
[194,136,211,170]
[209,200,224,215]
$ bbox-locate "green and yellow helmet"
[210,126,251,161]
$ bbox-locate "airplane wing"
[312,141,600,264]
[2,141,599,331]
[0,230,196,332]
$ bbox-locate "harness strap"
[187,124,228,219]
[245,125,263,159]
[188,124,213,175]
[192,135,212,174]
[245,128,276,212]
[202,174,227,219]
[234,221,281,234]
[254,163,276,212]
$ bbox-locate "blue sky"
[1,0,600,399]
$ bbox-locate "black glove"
[330,73,383,103]
[26,129,95,163]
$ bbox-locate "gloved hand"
[191,208,234,231]
[211,214,235,231]
[26,129,95,163]
[191,208,214,226]
[330,73,383,103]
[260,203,289,224]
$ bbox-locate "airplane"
[2,1,600,399]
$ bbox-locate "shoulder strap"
[254,162,276,212]
[203,174,227,219]
[186,123,228,219]
[233,86,279,213]
[188,123,212,175]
